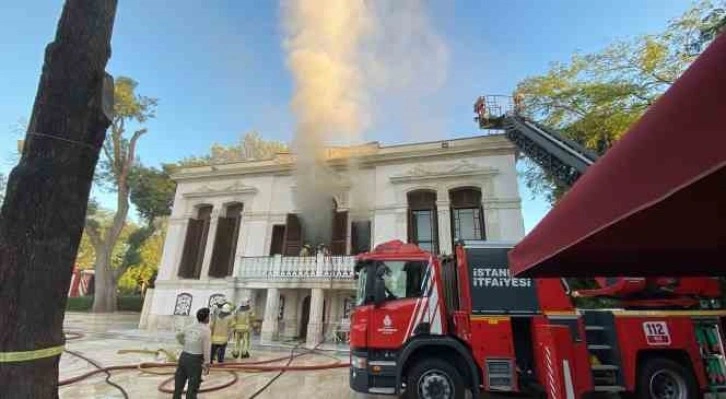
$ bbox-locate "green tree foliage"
[184,131,288,165]
[516,0,725,203]
[75,231,95,270]
[118,219,166,294]
[128,164,176,225]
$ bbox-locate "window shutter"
[193,216,212,278]
[178,219,202,278]
[209,217,234,278]
[283,214,303,256]
[331,211,348,255]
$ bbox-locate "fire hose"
[60,331,350,397]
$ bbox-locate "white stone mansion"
[139,134,526,347]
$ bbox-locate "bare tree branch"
[111,121,123,179]
[122,128,146,181]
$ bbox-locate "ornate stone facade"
[141,134,525,348]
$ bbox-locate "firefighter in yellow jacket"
[210,302,234,363]
[232,298,255,359]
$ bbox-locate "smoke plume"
[281,0,448,247]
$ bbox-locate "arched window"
[178,205,213,279]
[449,187,485,243]
[209,202,244,277]
[407,190,439,253]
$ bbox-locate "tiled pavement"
[59,312,382,399]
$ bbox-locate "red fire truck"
[349,240,725,398]
[349,97,726,398]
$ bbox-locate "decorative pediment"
[182,181,258,199]
[390,160,498,183]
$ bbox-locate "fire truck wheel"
[636,357,698,399]
[405,358,465,399]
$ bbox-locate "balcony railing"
[236,255,356,281]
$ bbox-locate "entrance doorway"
[298,294,327,340]
[299,295,310,339]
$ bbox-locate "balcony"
[236,255,356,281]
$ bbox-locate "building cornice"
[172,135,515,182]
[389,160,499,184]
[181,181,258,199]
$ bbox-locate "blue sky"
[0,0,694,232]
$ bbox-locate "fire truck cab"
[349,239,726,399]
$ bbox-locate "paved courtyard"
[59,312,381,398]
[62,312,718,399]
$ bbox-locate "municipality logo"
[378,314,397,334]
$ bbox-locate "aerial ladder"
[473,94,721,310]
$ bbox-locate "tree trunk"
[91,247,117,313]
[91,188,129,313]
[0,0,117,397]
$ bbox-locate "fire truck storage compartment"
[465,242,540,315]
[511,316,536,378]
[441,256,459,324]
[695,317,726,387]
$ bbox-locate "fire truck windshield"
[354,260,427,306]
[355,264,368,306]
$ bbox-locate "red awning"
[509,33,726,277]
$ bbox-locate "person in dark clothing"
[173,307,211,399]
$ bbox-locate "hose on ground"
[64,349,129,399]
[60,330,350,396]
[248,342,303,399]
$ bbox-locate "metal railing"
[236,255,356,281]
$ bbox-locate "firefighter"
[316,243,330,257]
[513,91,525,114]
[232,298,255,359]
[210,302,234,363]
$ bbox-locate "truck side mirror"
[374,278,386,307]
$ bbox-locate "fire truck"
[348,96,726,398]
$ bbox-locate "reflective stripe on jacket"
[210,315,234,344]
[234,309,255,331]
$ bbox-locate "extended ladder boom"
[473,95,598,187]
[473,94,722,309]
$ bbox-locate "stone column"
[482,201,501,241]
[283,290,300,338]
[200,207,221,278]
[306,288,325,348]
[436,199,452,255]
[261,287,280,343]
[346,216,352,255]
[230,213,250,277]
[394,206,408,242]
[157,217,189,280]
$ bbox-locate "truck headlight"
[351,355,367,369]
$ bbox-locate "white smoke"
[281,0,448,246]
